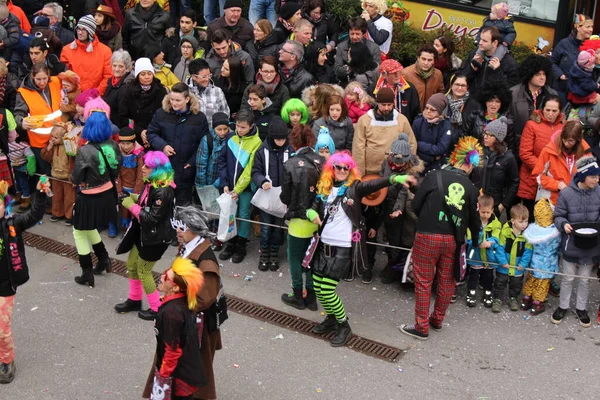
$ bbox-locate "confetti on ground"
[271,334,284,340]
[372,287,377,291]
[574,368,580,372]
[244,275,253,281]
[62,265,68,270]
[30,307,38,311]
[279,272,283,277]
[231,273,241,278]
[428,363,434,368]
[523,315,530,320]
[316,388,322,393]
[251,271,257,275]
[547,347,554,352]
[232,364,240,368]
[397,367,403,372]
[320,312,325,316]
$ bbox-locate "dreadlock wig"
[170,257,204,311]
[81,111,112,143]
[316,151,360,199]
[448,136,483,168]
[144,151,175,188]
[281,98,309,125]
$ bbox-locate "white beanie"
[134,58,155,78]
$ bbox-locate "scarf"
[280,17,294,32]
[96,24,120,43]
[256,72,280,95]
[140,84,152,91]
[415,64,434,81]
[447,92,468,125]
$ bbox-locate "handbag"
[196,185,220,220]
[251,148,288,218]
[216,193,238,242]
[534,161,552,201]
[150,367,172,400]
[301,195,343,269]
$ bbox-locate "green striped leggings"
[126,245,157,294]
[313,273,346,323]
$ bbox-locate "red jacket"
[345,99,371,124]
[60,37,112,95]
[517,110,564,200]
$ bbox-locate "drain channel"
[24,231,404,363]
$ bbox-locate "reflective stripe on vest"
[18,76,62,148]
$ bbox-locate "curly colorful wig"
[81,111,112,143]
[448,136,483,168]
[316,151,360,199]
[144,151,175,188]
[170,257,204,311]
[281,98,309,125]
[0,180,12,215]
[84,97,111,120]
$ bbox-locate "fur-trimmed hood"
[161,92,201,114]
[300,83,345,109]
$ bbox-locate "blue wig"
[81,111,112,143]
[315,127,335,155]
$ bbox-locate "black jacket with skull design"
[412,166,481,247]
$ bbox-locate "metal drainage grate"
[24,232,404,363]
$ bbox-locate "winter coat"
[240,77,290,113]
[473,144,519,211]
[122,2,171,60]
[154,65,180,90]
[444,94,478,145]
[554,179,600,263]
[462,49,519,94]
[279,64,314,99]
[59,37,113,95]
[17,53,66,82]
[509,83,557,155]
[147,95,209,188]
[40,141,72,180]
[161,28,207,66]
[116,143,144,194]
[0,13,21,61]
[567,63,598,98]
[186,80,230,126]
[0,191,46,297]
[205,42,255,83]
[401,64,445,112]
[271,20,292,45]
[173,57,193,83]
[207,17,254,50]
[251,139,294,188]
[346,100,371,124]
[466,214,501,269]
[118,78,167,144]
[280,147,323,220]
[246,34,279,71]
[463,108,514,147]
[517,110,565,200]
[71,140,122,189]
[551,34,583,94]
[103,72,135,127]
[412,116,452,173]
[494,222,533,276]
[523,223,560,279]
[303,12,338,47]
[413,166,481,245]
[214,75,245,116]
[195,129,229,188]
[333,38,381,82]
[311,116,354,152]
[475,16,516,46]
[531,135,590,205]
[353,109,417,176]
[217,126,263,194]
[253,101,278,141]
[373,82,421,125]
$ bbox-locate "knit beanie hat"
[426,93,448,115]
[145,43,163,62]
[315,126,335,155]
[181,36,199,54]
[491,2,509,19]
[279,1,302,20]
[224,0,243,9]
[32,15,50,27]
[577,49,596,71]
[134,58,155,78]
[389,133,413,164]
[76,14,96,39]
[376,87,395,104]
[58,70,81,91]
[485,116,508,142]
[268,117,289,139]
[212,112,230,129]
[534,198,554,228]
[574,155,600,183]
[75,88,100,107]
[118,126,136,142]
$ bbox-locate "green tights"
[73,229,102,255]
[126,245,157,294]
[313,273,346,322]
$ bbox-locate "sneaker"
[399,324,428,340]
[211,239,223,252]
[492,298,502,313]
[509,297,519,311]
[482,291,493,308]
[64,219,73,226]
[576,309,591,328]
[466,290,476,307]
[551,307,567,324]
[49,215,62,222]
[520,296,532,311]
[530,301,545,316]
[549,280,560,297]
[450,287,458,303]
[361,269,373,284]
[429,318,442,332]
[0,361,15,384]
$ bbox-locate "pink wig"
[84,97,111,120]
[316,151,361,198]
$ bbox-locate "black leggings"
[467,268,494,292]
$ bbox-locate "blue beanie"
[315,126,335,155]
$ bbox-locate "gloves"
[129,193,139,203]
[150,368,172,400]
[121,197,135,210]
[389,174,408,185]
[26,156,36,176]
[306,209,319,223]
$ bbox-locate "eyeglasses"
[483,132,494,137]
[260,69,277,75]
[562,138,577,144]
[160,268,178,286]
[192,73,212,80]
[334,165,349,172]
[279,48,294,56]
[452,83,468,88]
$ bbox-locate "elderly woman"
[241,56,290,114]
[246,19,279,71]
[115,151,175,320]
[103,49,134,126]
[303,0,338,52]
[94,4,122,51]
[463,81,513,146]
[360,0,392,60]
[517,95,564,217]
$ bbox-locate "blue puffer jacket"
[218,125,263,193]
[475,16,516,46]
[467,215,502,268]
[195,128,229,188]
[494,222,533,276]
[554,179,600,263]
[523,223,560,279]
[551,34,584,93]
[412,116,452,173]
[567,63,598,98]
[251,138,294,188]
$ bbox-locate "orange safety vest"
[17,77,62,148]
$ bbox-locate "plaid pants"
[0,295,15,364]
[412,232,456,335]
[522,275,551,302]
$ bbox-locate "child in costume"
[314,127,335,161]
[281,98,310,130]
[7,122,35,213]
[344,81,374,124]
[116,127,144,230]
[521,198,560,315]
[58,70,81,122]
[40,124,76,224]
[0,178,52,384]
[466,195,501,308]
[151,257,205,398]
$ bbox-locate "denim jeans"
[248,0,277,26]
[236,190,253,239]
[204,0,226,24]
[259,209,283,248]
[13,166,30,197]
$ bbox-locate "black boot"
[92,242,111,275]
[330,318,352,347]
[231,237,248,264]
[138,309,158,320]
[305,288,318,311]
[281,288,306,310]
[380,263,400,284]
[269,246,280,271]
[312,314,337,334]
[218,236,237,261]
[258,247,270,271]
[114,299,142,313]
[74,254,95,287]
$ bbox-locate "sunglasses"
[334,165,349,172]
[161,268,179,286]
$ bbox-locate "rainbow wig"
[84,97,111,120]
[170,257,204,311]
[448,136,483,168]
[281,98,309,125]
[0,180,12,216]
[81,111,112,143]
[316,151,360,199]
[144,151,175,188]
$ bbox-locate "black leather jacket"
[280,64,315,98]
[122,3,171,60]
[71,140,122,190]
[280,147,323,220]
